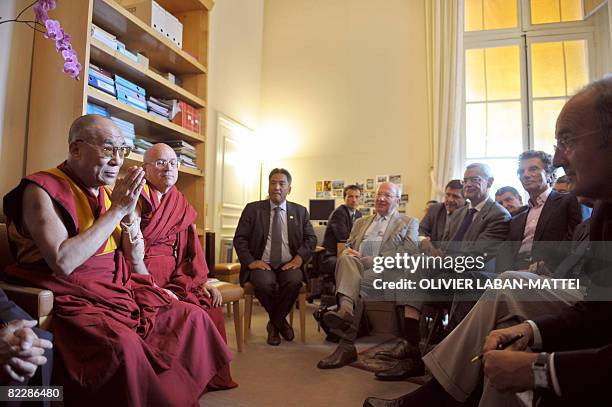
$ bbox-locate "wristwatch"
[532,352,550,389]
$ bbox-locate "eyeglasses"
[76,140,131,158]
[375,192,399,200]
[553,130,600,153]
[462,176,485,185]
[146,159,181,169]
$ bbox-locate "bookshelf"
[26,0,211,232]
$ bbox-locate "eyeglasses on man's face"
[375,192,399,200]
[76,140,132,158]
[462,176,485,185]
[553,130,600,153]
[147,159,181,169]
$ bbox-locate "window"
[463,0,595,193]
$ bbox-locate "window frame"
[461,0,595,173]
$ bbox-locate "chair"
[214,262,241,316]
[210,280,244,352]
[243,281,307,343]
[0,223,54,329]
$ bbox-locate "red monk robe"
[139,184,237,389]
[2,163,233,407]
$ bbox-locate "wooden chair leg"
[232,300,243,352]
[299,291,306,343]
[244,294,253,343]
[289,306,294,327]
[227,303,232,317]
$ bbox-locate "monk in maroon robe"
[2,115,232,406]
[138,143,237,389]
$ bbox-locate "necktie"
[351,212,356,222]
[270,206,282,269]
[452,208,477,242]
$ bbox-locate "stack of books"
[110,116,136,148]
[87,102,109,117]
[164,140,197,169]
[161,99,201,133]
[88,64,116,96]
[147,96,171,120]
[91,24,118,50]
[114,74,147,112]
[133,138,154,155]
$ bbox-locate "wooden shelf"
[155,0,213,13]
[90,39,206,108]
[125,152,203,177]
[92,0,207,75]
[87,87,204,143]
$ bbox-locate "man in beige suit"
[317,182,419,371]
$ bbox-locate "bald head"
[143,143,179,194]
[68,115,119,143]
[144,143,176,163]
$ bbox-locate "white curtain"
[425,0,464,200]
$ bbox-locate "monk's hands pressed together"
[248,260,271,271]
[111,166,146,217]
[281,255,303,270]
[483,350,537,392]
[203,283,223,307]
[0,320,52,383]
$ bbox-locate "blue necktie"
[452,208,477,242]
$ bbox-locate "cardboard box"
[122,0,167,37]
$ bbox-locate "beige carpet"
[200,301,419,407]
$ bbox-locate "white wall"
[259,0,431,217]
[0,0,34,220]
[206,0,265,228]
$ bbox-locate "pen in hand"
[470,333,525,363]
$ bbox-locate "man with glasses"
[317,182,420,371]
[2,115,232,405]
[136,142,236,389]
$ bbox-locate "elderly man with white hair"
[317,182,420,371]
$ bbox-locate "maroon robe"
[139,185,237,389]
[2,164,233,406]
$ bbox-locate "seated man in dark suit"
[0,288,52,388]
[233,168,317,346]
[553,174,571,193]
[419,179,464,254]
[495,185,526,216]
[496,150,582,274]
[321,184,362,277]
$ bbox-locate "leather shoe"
[317,345,357,369]
[266,321,281,346]
[374,357,425,381]
[322,310,352,332]
[375,338,419,360]
[280,320,295,341]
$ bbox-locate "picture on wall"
[389,174,401,185]
[316,191,325,198]
[401,193,409,203]
[376,175,388,185]
[366,178,375,190]
[316,181,323,192]
[332,180,344,190]
[364,191,375,207]
[333,189,343,198]
[355,181,364,191]
[323,181,332,192]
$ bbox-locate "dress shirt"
[519,188,552,254]
[359,211,393,256]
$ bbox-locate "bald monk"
[137,143,236,389]
[2,115,232,406]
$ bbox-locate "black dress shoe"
[317,346,357,369]
[267,321,281,346]
[374,357,425,381]
[322,310,352,332]
[375,338,419,360]
[280,320,295,341]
